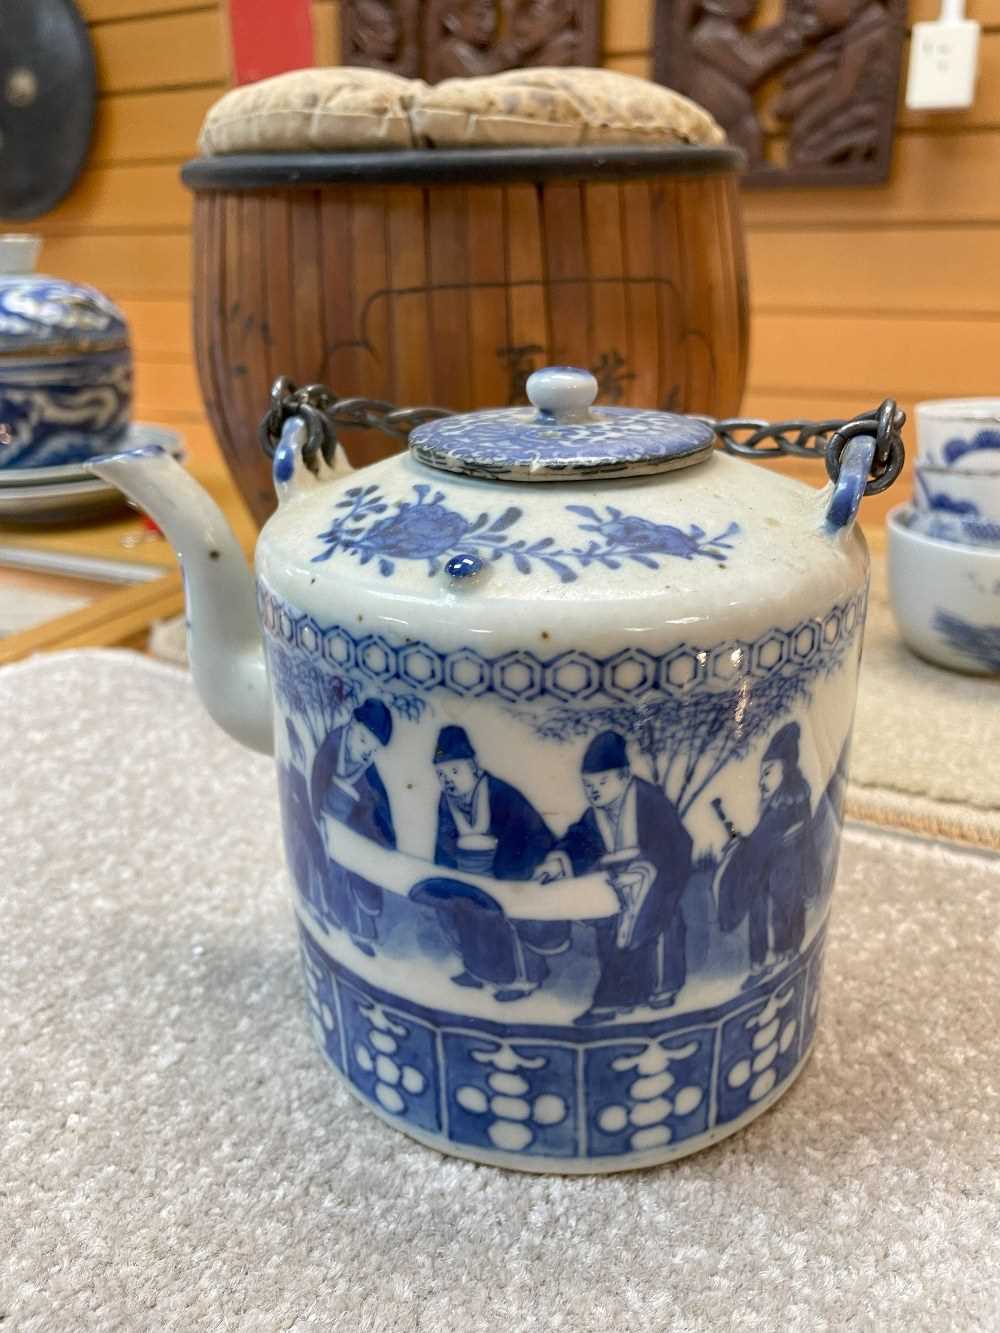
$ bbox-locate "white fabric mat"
[3,651,999,1333]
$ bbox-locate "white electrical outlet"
[906,16,981,109]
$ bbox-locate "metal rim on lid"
[408,366,717,482]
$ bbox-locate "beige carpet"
[2,651,999,1332]
[849,558,1000,850]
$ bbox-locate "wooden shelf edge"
[0,570,184,665]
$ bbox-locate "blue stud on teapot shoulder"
[0,234,132,469]
[87,367,906,1172]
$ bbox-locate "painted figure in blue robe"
[278,718,327,922]
[717,721,820,985]
[415,725,568,1002]
[536,730,694,1026]
[309,698,395,956]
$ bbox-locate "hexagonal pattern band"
[258,582,866,704]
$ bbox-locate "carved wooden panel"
[654,0,907,187]
[342,1,601,82]
[342,0,422,76]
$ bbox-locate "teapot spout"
[86,445,273,755]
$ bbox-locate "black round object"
[182,144,746,192]
[0,0,97,220]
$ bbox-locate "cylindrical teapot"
[90,367,905,1173]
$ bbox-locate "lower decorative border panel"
[299,920,827,1169]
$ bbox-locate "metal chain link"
[714,398,907,496]
[259,376,906,497]
[259,376,451,474]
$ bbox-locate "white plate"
[0,424,183,525]
[0,477,125,525]
[0,423,182,489]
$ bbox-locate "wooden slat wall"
[10,0,994,515]
[1,0,228,465]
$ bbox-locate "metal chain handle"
[259,376,906,498]
[714,398,907,496]
[259,376,452,474]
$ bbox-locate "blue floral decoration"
[313,484,740,582]
[943,429,1000,466]
[564,505,739,571]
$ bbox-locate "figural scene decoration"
[89,366,907,1171]
[342,0,601,82]
[263,576,856,1161]
[654,0,908,186]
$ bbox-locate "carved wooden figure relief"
[654,0,907,186]
[343,0,601,82]
[343,0,422,76]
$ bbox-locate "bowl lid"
[0,236,129,358]
[408,366,716,482]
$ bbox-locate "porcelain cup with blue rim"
[0,233,133,470]
[888,504,1000,674]
[916,398,1000,472]
[911,462,1000,547]
[86,366,909,1173]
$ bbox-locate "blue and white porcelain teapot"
[91,367,905,1173]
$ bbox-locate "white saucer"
[0,424,182,525]
[0,423,182,489]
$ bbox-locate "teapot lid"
[408,366,716,482]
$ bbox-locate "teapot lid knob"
[526,366,598,421]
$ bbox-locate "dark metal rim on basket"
[182,144,747,191]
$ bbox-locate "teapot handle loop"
[712,399,906,496]
[259,376,451,477]
[824,435,876,535]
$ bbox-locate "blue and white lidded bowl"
[89,367,905,1172]
[0,234,133,469]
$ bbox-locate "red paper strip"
[226,0,315,86]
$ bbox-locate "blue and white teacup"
[912,463,1000,547]
[911,399,1000,547]
[888,504,1000,673]
[916,398,1000,472]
